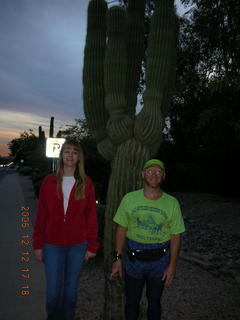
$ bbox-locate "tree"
[8,130,39,163]
[83,0,178,318]
[57,119,90,140]
[166,0,240,194]
[181,0,240,79]
[8,129,51,173]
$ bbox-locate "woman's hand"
[84,250,96,262]
[34,249,43,262]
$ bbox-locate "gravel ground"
[75,192,240,320]
[75,256,240,320]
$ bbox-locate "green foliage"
[8,129,51,174]
[181,0,240,79]
[57,119,90,141]
[164,0,240,194]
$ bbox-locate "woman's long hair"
[56,140,86,200]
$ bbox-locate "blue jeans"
[125,239,170,320]
[43,242,87,320]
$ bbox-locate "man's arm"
[162,233,181,286]
[110,225,128,278]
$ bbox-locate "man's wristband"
[113,251,122,262]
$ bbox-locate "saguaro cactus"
[83,0,177,318]
[49,116,54,138]
[38,126,45,146]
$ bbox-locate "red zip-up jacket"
[33,175,99,253]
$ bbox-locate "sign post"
[46,138,66,172]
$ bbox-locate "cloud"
[0,0,89,155]
[0,109,76,155]
[0,0,88,117]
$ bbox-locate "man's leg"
[146,276,165,320]
[43,244,65,320]
[63,242,87,320]
[125,272,145,320]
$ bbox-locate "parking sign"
[46,138,66,158]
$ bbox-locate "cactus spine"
[83,0,177,318]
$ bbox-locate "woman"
[33,139,99,320]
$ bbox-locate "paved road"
[0,171,45,320]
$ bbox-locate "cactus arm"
[104,6,133,145]
[83,0,109,143]
[104,6,127,116]
[125,0,146,117]
[134,0,177,147]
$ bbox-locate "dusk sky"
[0,0,186,156]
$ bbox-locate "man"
[110,159,185,320]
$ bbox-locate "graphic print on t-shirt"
[131,205,169,242]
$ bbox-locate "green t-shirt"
[113,189,185,244]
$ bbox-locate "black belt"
[127,245,169,262]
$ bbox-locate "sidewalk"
[0,171,45,320]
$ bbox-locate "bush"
[31,172,50,197]
[32,178,44,198]
[19,166,32,176]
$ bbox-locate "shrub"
[19,166,32,176]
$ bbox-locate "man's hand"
[110,260,123,279]
[162,264,176,286]
[84,250,96,262]
[162,234,181,286]
[34,249,43,262]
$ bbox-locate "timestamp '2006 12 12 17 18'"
[20,206,31,296]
